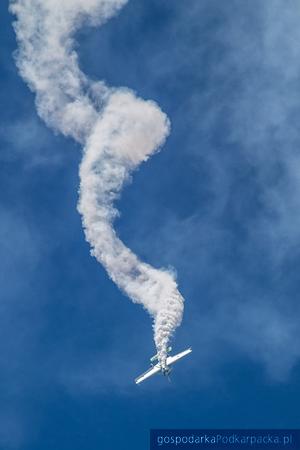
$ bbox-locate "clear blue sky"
[1,0,300,449]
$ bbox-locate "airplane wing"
[166,347,192,366]
[135,347,192,384]
[135,364,161,384]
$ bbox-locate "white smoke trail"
[10,0,184,367]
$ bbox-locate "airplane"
[135,347,192,384]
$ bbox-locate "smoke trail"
[10,0,184,367]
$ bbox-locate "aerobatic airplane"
[135,347,192,384]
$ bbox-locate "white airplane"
[135,347,192,384]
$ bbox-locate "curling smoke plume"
[10,0,184,367]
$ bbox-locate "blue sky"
[1,0,300,448]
